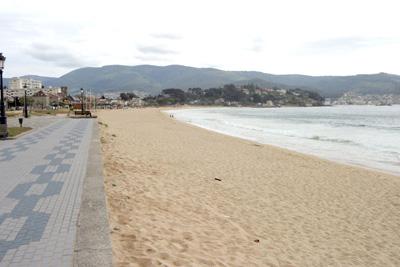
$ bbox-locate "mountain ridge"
[4,65,400,97]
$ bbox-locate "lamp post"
[80,88,84,112]
[23,84,28,118]
[0,53,7,138]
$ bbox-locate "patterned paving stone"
[0,121,65,162]
[0,118,93,266]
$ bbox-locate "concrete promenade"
[0,118,94,266]
[7,115,64,130]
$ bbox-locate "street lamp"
[0,53,7,138]
[80,88,84,113]
[23,84,28,118]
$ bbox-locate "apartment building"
[9,77,42,90]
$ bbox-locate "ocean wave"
[329,121,399,131]
[220,120,265,132]
[308,135,356,145]
[172,106,400,176]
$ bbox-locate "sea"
[166,105,400,176]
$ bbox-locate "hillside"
[5,65,400,97]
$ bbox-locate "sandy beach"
[99,108,400,267]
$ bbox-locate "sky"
[1,0,400,77]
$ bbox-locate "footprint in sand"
[145,247,156,254]
[182,232,193,241]
[159,252,170,260]
[170,239,189,253]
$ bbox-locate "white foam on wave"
[165,106,400,176]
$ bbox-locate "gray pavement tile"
[0,119,93,264]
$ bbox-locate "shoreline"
[164,106,400,177]
[99,108,400,266]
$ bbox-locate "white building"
[42,87,62,95]
[5,88,35,98]
[6,77,43,98]
[6,78,65,99]
[5,87,65,98]
[9,77,42,90]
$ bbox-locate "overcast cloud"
[1,0,399,77]
[304,37,398,54]
[151,33,182,40]
[27,43,98,68]
[136,45,178,55]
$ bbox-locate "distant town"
[3,77,399,112]
[329,92,400,105]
